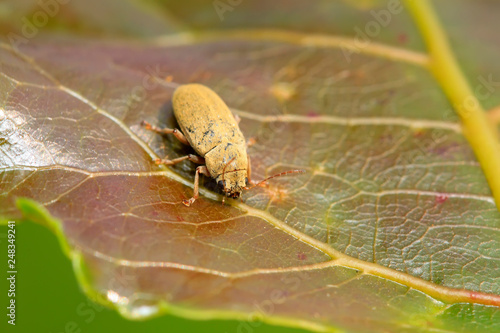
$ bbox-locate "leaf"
[1,1,499,332]
[0,0,178,37]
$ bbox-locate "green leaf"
[1,0,499,332]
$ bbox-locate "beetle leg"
[246,137,256,147]
[245,155,265,187]
[246,154,254,186]
[183,166,210,206]
[245,155,268,189]
[155,155,188,165]
[155,154,204,166]
[188,154,205,164]
[141,120,190,146]
[234,114,241,125]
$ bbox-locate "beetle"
[142,83,304,206]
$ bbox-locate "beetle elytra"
[142,83,304,206]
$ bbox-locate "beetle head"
[217,162,247,199]
[217,168,248,198]
[204,143,248,199]
[205,143,305,202]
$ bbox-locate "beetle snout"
[217,179,242,199]
[227,191,241,199]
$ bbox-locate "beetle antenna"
[221,156,236,193]
[245,169,305,190]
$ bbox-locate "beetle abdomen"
[172,84,246,156]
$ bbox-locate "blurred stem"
[489,106,500,124]
[405,0,500,211]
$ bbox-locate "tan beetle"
[142,83,304,206]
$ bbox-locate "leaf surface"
[1,1,499,332]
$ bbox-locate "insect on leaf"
[1,0,500,332]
